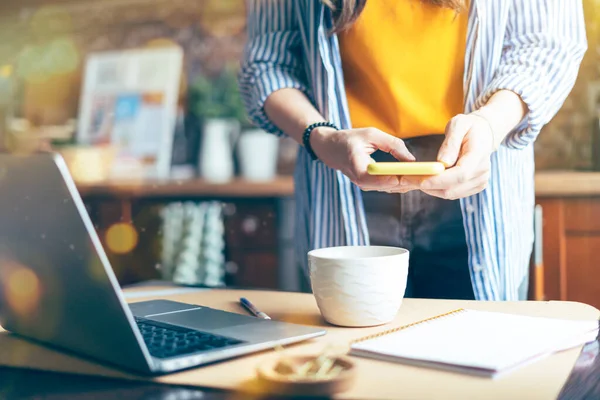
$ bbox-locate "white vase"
[237,129,279,181]
[199,118,240,183]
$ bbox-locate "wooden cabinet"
[223,200,280,290]
[224,202,277,249]
[77,178,296,290]
[78,174,600,299]
[565,236,600,305]
[536,197,600,308]
[86,198,284,289]
[226,251,278,289]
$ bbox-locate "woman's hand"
[397,90,528,200]
[399,113,494,200]
[310,127,416,191]
[261,88,415,191]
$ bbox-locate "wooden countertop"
[535,171,600,197]
[0,288,598,399]
[74,171,600,199]
[76,176,295,199]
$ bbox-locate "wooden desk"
[0,288,598,399]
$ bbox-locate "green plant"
[189,64,251,128]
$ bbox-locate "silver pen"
[240,297,271,320]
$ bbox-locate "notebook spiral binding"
[350,308,467,345]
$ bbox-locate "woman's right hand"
[310,127,416,191]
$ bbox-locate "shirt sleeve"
[477,0,587,149]
[238,0,310,137]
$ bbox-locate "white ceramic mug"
[308,246,409,327]
[237,129,279,181]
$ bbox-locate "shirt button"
[466,204,475,214]
[473,263,484,272]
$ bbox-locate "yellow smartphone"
[367,162,445,176]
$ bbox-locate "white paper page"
[352,310,598,372]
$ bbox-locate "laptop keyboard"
[135,317,245,359]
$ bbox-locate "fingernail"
[439,155,452,167]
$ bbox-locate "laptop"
[0,153,326,375]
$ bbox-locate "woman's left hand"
[398,113,495,200]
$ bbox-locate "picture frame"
[77,46,183,179]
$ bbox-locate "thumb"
[367,129,416,161]
[438,117,469,167]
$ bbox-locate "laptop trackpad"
[148,307,259,331]
[129,300,200,317]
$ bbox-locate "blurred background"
[0,0,599,306]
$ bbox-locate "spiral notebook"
[350,309,599,378]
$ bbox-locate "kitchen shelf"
[75,176,295,199]
[535,171,600,197]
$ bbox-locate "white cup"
[237,130,279,181]
[308,246,409,327]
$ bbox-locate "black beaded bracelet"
[302,121,338,161]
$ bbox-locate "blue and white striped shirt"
[239,0,587,300]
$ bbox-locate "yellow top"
[339,0,468,138]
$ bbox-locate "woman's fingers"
[313,127,414,192]
[402,157,489,190]
[420,173,490,200]
[346,128,414,191]
[365,128,416,162]
[351,169,401,191]
[438,115,470,167]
